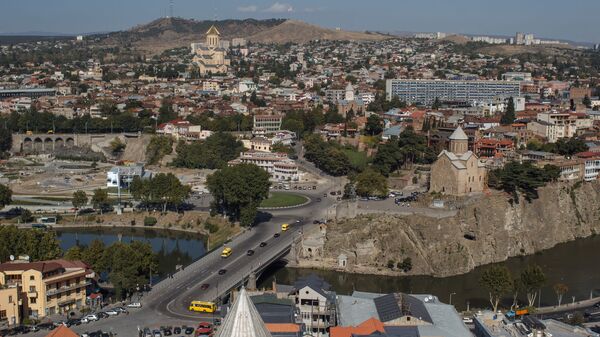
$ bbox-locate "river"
[55,227,206,277]
[258,234,600,311]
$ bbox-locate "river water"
[55,227,206,277]
[258,234,600,311]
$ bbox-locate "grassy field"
[260,192,308,208]
[343,148,369,171]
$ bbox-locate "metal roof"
[216,288,273,337]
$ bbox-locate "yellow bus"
[281,223,289,231]
[221,247,232,258]
[188,301,217,313]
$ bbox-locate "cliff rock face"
[306,182,600,277]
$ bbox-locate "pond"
[55,227,206,277]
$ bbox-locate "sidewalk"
[537,295,600,314]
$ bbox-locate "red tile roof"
[330,317,385,337]
[44,325,79,337]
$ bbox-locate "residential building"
[229,151,299,181]
[0,287,19,327]
[0,259,93,320]
[474,310,595,337]
[157,119,206,140]
[191,25,230,75]
[106,163,152,188]
[501,72,532,82]
[429,127,487,196]
[474,138,514,158]
[386,79,520,106]
[577,152,600,181]
[335,291,472,337]
[253,115,283,135]
[527,111,584,143]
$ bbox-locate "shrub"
[204,221,219,234]
[144,216,157,227]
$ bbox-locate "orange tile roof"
[330,317,385,337]
[45,325,79,337]
[265,323,301,333]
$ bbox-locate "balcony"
[46,282,90,297]
[27,290,38,298]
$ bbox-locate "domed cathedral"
[429,126,487,196]
[191,25,230,75]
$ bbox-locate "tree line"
[130,173,191,212]
[171,132,244,169]
[488,162,560,202]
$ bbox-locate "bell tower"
[206,25,220,50]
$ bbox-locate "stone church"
[429,126,486,196]
[192,25,230,75]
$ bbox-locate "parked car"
[127,302,142,308]
[84,314,99,321]
[105,309,119,316]
[37,323,55,330]
[184,326,195,334]
[173,326,182,334]
[97,312,109,319]
[152,329,162,337]
[161,326,173,336]
[115,306,128,313]
[143,328,152,337]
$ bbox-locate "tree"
[354,169,388,197]
[109,137,126,155]
[431,97,441,110]
[71,190,88,220]
[365,114,383,136]
[510,278,523,310]
[480,265,513,312]
[488,162,560,202]
[0,184,12,208]
[145,136,174,165]
[19,209,33,223]
[521,265,546,307]
[172,132,244,169]
[583,95,592,108]
[91,188,110,214]
[64,245,84,261]
[553,283,568,306]
[0,128,12,153]
[206,164,271,226]
[151,173,191,213]
[500,97,516,125]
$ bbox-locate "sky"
[1,0,598,43]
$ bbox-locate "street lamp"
[449,292,457,306]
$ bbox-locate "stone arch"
[44,137,53,151]
[33,137,43,151]
[54,137,64,148]
[65,137,75,148]
[23,137,33,151]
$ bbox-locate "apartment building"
[253,115,283,135]
[229,151,299,181]
[385,79,521,106]
[0,259,93,320]
[527,111,591,143]
[0,287,19,327]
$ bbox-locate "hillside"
[293,182,600,277]
[99,18,388,54]
[246,20,389,44]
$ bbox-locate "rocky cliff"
[296,182,600,277]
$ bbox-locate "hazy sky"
[1,0,598,43]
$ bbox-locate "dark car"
[66,318,81,326]
[200,283,209,290]
[37,323,55,330]
[273,233,280,238]
[173,327,182,334]
[162,327,173,336]
[246,249,255,256]
[97,312,109,319]
[184,326,195,334]
[259,242,267,247]
[218,269,227,275]
[213,318,222,326]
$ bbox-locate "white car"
[84,314,98,321]
[79,317,89,324]
[462,317,474,324]
[127,302,142,308]
[105,309,119,316]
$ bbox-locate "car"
[313,220,320,224]
[97,312,109,319]
[153,329,162,337]
[196,322,213,335]
[273,233,280,238]
[84,314,99,321]
[115,307,128,313]
[173,327,182,334]
[184,326,195,334]
[462,317,474,324]
[323,193,327,197]
[67,319,81,326]
[259,242,267,247]
[37,323,55,330]
[337,191,342,195]
[105,309,119,316]
[127,302,142,308]
[246,249,255,256]
[80,317,90,324]
[330,191,336,196]
[162,327,173,336]
[218,269,227,275]
[213,318,222,326]
[312,186,317,190]
[200,283,210,290]
[143,328,152,337]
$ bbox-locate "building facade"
[385,79,521,105]
[229,151,299,181]
[0,287,19,327]
[191,26,230,75]
[0,260,92,321]
[253,115,283,135]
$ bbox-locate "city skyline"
[1,0,599,43]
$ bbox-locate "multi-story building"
[385,79,520,106]
[576,152,600,182]
[229,151,299,181]
[527,111,591,143]
[0,287,19,327]
[106,163,152,188]
[253,115,283,135]
[0,259,93,320]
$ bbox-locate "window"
[8,295,12,303]
[29,286,36,292]
[0,310,6,319]
[30,275,35,281]
[30,297,37,304]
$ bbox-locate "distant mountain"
[99,17,389,54]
